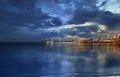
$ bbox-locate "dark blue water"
[0,43,120,77]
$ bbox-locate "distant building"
[77,38,88,42]
[112,34,120,42]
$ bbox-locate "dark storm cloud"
[0,0,57,28]
[0,0,120,41]
[93,11,120,29]
[59,23,103,38]
[99,0,109,7]
[36,0,98,24]
[70,10,120,30]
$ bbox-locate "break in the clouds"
[97,0,120,14]
[0,0,120,42]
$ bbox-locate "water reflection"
[0,43,120,77]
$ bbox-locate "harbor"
[43,34,120,44]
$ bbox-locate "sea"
[0,42,120,77]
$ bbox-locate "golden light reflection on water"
[46,42,120,54]
[45,42,120,75]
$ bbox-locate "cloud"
[36,0,77,24]
[97,0,109,8]
[36,22,106,30]
[97,0,120,14]
[65,35,79,38]
[36,0,98,24]
[35,22,107,38]
[0,0,120,41]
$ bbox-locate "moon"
[50,20,56,25]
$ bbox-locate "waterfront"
[44,34,120,43]
[0,43,120,77]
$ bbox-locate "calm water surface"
[0,43,120,77]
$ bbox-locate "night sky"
[0,0,120,42]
